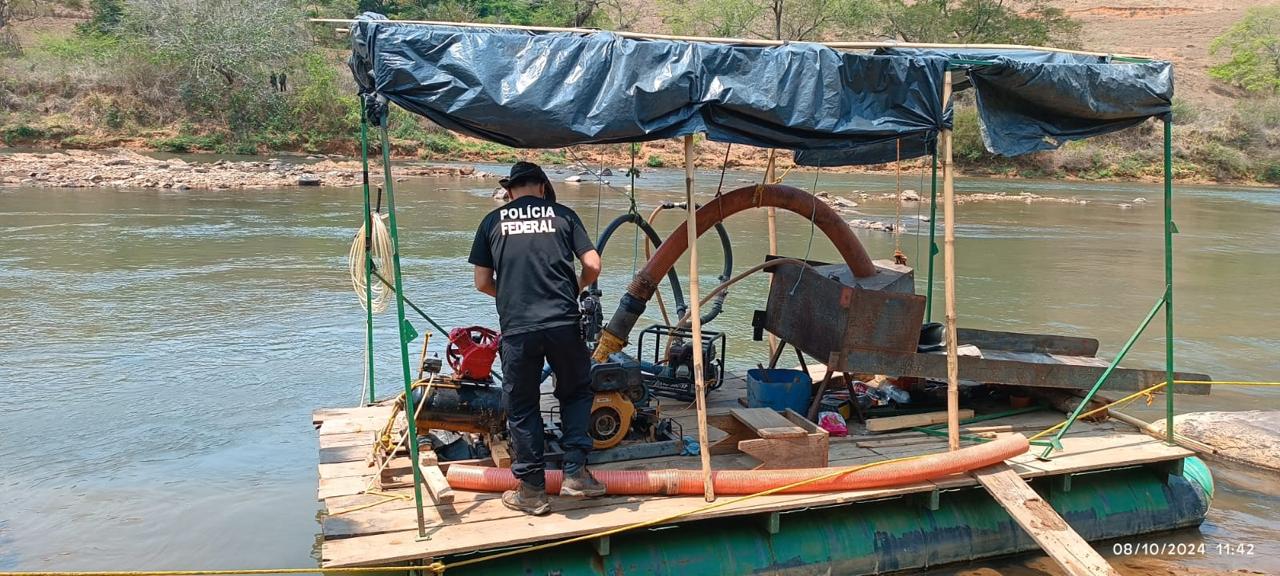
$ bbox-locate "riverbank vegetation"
[1,0,1278,184]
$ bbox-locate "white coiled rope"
[348,213,395,313]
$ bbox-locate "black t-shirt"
[468,195,595,336]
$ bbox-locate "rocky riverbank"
[0,150,495,190]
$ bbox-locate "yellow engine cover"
[589,391,635,450]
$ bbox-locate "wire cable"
[347,212,395,314]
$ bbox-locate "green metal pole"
[1039,293,1166,459]
[360,106,376,406]
[926,150,939,322]
[371,269,448,336]
[1163,116,1175,444]
[378,116,428,537]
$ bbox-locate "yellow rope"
[1028,382,1166,441]
[1175,380,1280,386]
[1027,379,1280,442]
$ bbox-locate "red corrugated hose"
[447,434,1029,495]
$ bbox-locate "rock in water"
[1174,410,1280,472]
[298,174,322,186]
[900,189,920,202]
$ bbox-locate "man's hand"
[578,249,601,292]
[474,266,497,297]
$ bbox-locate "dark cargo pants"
[499,323,593,488]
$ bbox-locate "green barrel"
[446,457,1212,575]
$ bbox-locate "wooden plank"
[489,437,512,468]
[319,476,372,500]
[320,444,372,465]
[973,463,1119,576]
[739,435,827,469]
[837,348,1212,395]
[955,328,1100,357]
[421,465,454,504]
[319,459,376,480]
[866,409,974,432]
[731,408,806,438]
[319,432,375,450]
[320,417,392,436]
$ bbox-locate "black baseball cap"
[499,161,556,203]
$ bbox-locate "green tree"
[122,0,305,91]
[1210,6,1280,93]
[661,0,877,41]
[78,0,123,35]
[880,0,1080,47]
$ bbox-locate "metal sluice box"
[762,261,1211,395]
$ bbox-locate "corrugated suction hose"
[447,434,1029,495]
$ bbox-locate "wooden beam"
[731,408,807,438]
[421,465,455,505]
[685,134,715,503]
[973,463,1119,576]
[940,69,960,451]
[764,150,780,359]
[311,18,1151,59]
[865,409,974,433]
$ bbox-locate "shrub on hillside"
[1209,6,1280,93]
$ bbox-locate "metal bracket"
[910,488,941,511]
[1147,458,1185,484]
[592,536,611,557]
[761,511,781,535]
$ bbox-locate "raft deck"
[313,373,1192,568]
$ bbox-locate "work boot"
[501,482,551,516]
[560,468,607,498]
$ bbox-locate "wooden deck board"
[313,375,1193,568]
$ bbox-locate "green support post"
[926,151,939,322]
[1039,294,1166,459]
[1163,116,1175,444]
[359,106,376,406]
[378,115,428,538]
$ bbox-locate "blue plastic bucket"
[745,368,812,413]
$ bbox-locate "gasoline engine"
[410,323,671,452]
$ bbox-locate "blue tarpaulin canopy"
[348,14,1173,166]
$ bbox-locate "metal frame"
[924,61,1179,456]
[348,54,1178,533]
[356,105,430,538]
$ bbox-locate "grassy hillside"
[1,1,1278,185]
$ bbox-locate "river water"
[0,163,1276,574]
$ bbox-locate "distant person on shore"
[469,161,605,515]
[270,72,279,92]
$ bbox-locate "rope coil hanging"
[348,210,396,313]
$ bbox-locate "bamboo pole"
[684,135,715,502]
[940,70,960,452]
[764,150,779,358]
[313,18,1150,59]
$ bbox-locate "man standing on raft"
[470,161,607,515]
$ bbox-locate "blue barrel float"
[447,457,1213,575]
[746,368,812,413]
